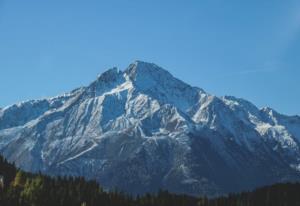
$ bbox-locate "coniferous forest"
[1,154,300,206]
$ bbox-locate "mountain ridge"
[0,61,300,196]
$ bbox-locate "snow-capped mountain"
[1,61,300,196]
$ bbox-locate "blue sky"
[0,0,299,115]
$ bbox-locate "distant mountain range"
[1,61,300,196]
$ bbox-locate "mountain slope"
[0,61,300,196]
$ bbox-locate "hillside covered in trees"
[1,154,300,206]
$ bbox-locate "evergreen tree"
[2,154,300,206]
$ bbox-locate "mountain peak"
[125,60,171,80]
[96,67,122,83]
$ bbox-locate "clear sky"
[0,0,299,115]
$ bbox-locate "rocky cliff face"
[1,61,300,196]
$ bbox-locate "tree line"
[1,155,300,206]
